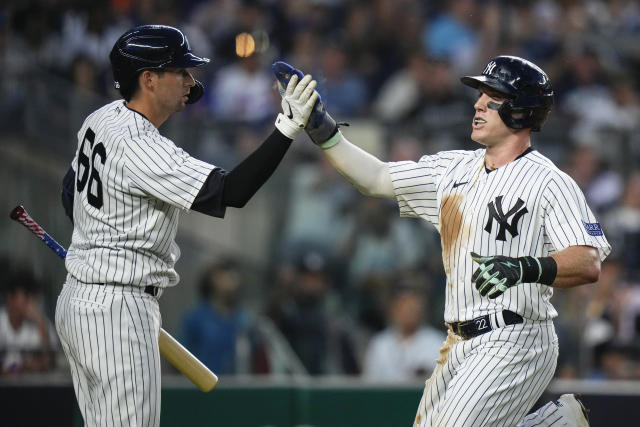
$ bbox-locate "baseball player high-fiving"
[55,25,318,427]
[274,56,609,426]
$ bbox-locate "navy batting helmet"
[109,25,210,103]
[461,55,553,131]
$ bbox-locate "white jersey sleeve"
[125,132,213,210]
[541,169,611,260]
[66,100,217,288]
[388,150,472,225]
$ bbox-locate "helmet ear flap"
[186,80,204,104]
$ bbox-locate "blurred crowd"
[2,0,640,382]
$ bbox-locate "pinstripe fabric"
[66,100,215,290]
[387,147,610,426]
[414,322,558,427]
[57,99,214,426]
[517,400,564,427]
[388,148,610,323]
[55,282,161,427]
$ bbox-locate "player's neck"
[483,138,531,170]
[126,98,170,128]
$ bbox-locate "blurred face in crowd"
[390,292,423,338]
[471,86,516,147]
[210,268,240,310]
[6,289,29,326]
[623,172,640,209]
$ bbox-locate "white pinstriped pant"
[414,320,558,427]
[55,282,162,427]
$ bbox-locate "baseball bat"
[9,205,218,392]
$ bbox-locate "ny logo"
[485,196,528,241]
[483,61,497,75]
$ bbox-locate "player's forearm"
[192,129,291,215]
[550,245,601,288]
[222,129,292,207]
[322,132,395,199]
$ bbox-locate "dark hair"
[3,268,40,295]
[118,74,141,102]
[118,69,166,102]
[197,258,239,300]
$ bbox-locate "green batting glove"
[470,252,544,299]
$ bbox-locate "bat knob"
[10,205,25,220]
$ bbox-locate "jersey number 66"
[76,127,106,209]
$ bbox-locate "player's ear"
[139,70,156,91]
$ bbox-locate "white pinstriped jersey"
[66,100,216,289]
[388,148,610,323]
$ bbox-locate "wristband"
[319,130,342,150]
[520,256,557,285]
[537,256,557,285]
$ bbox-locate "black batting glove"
[470,252,544,299]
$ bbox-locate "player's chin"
[176,97,188,110]
[470,130,488,146]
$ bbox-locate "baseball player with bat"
[274,56,610,426]
[54,24,318,427]
[10,205,218,393]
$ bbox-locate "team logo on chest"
[484,196,528,241]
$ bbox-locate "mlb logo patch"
[583,222,603,236]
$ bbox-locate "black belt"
[96,283,159,297]
[448,310,523,340]
[144,285,160,297]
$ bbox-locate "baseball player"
[55,25,318,427]
[274,56,610,426]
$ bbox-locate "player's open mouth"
[474,118,486,126]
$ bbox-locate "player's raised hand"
[274,73,319,140]
[272,61,340,146]
[471,252,538,299]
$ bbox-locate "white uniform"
[388,148,610,426]
[55,100,216,427]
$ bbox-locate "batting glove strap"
[306,105,338,145]
[471,253,557,299]
[275,113,302,140]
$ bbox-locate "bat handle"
[44,234,67,259]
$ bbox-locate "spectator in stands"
[279,154,356,265]
[563,145,623,216]
[209,54,276,124]
[373,51,431,123]
[0,268,57,375]
[267,250,360,375]
[362,285,445,381]
[180,258,268,375]
[605,171,640,281]
[316,44,368,117]
[421,0,479,73]
[588,340,639,380]
[339,197,430,290]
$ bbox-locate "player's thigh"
[119,291,162,427]
[57,284,162,426]
[435,329,558,426]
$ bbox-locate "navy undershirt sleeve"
[192,129,292,216]
[191,168,227,218]
[62,167,75,224]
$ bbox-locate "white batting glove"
[274,74,319,140]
